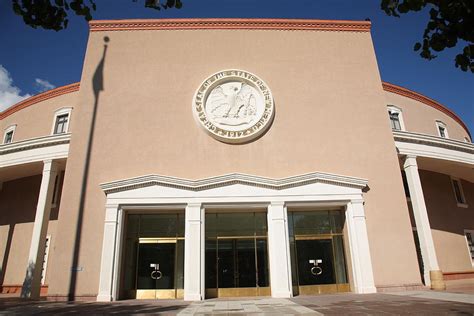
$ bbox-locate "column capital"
[350,199,364,205]
[348,200,366,218]
[270,201,285,207]
[105,203,119,210]
[104,205,119,223]
[403,155,418,169]
[186,202,202,209]
[42,159,59,173]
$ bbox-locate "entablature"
[0,133,70,168]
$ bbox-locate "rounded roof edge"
[89,18,371,32]
[0,82,80,120]
[382,81,471,139]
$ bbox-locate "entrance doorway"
[120,213,185,299]
[205,212,270,298]
[288,210,350,295]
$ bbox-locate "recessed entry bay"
[205,212,270,298]
[288,210,350,295]
[121,213,185,299]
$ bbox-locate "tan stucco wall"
[47,27,422,298]
[0,91,78,142]
[420,169,474,272]
[384,91,470,142]
[0,175,61,286]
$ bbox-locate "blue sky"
[0,0,472,132]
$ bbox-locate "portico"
[0,134,70,298]
[395,130,474,289]
[96,172,377,301]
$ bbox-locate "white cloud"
[35,78,55,92]
[0,65,31,112]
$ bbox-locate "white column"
[403,155,443,288]
[346,200,376,294]
[111,208,124,301]
[97,204,120,302]
[184,203,204,301]
[267,202,292,298]
[21,160,58,299]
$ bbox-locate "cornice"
[100,172,369,195]
[382,81,471,138]
[0,133,71,155]
[89,18,371,33]
[0,83,80,120]
[393,130,474,155]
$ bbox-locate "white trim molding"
[51,107,73,135]
[100,172,368,194]
[0,133,70,168]
[393,130,474,166]
[96,171,376,302]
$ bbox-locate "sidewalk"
[0,280,472,315]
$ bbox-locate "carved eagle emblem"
[206,82,257,126]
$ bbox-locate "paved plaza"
[0,280,473,315]
[0,293,472,315]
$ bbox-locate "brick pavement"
[0,289,472,315]
[291,293,473,315]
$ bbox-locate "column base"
[271,291,292,298]
[430,270,446,291]
[356,286,377,294]
[96,294,113,302]
[184,293,202,301]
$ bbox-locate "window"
[390,112,401,130]
[51,171,64,208]
[401,170,410,198]
[464,230,474,265]
[387,106,405,131]
[41,235,51,285]
[3,125,16,144]
[436,121,449,138]
[51,107,72,135]
[54,114,69,134]
[451,177,467,207]
[4,131,13,144]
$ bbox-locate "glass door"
[288,210,350,295]
[136,239,176,299]
[296,238,335,286]
[218,238,257,289]
[205,212,270,298]
[120,213,185,300]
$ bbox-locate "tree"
[12,0,182,31]
[381,0,474,73]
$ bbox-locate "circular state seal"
[193,70,275,144]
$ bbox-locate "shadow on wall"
[67,36,109,301]
[0,224,14,287]
[419,170,473,235]
[0,175,61,288]
[20,262,35,297]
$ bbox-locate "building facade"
[0,18,473,302]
